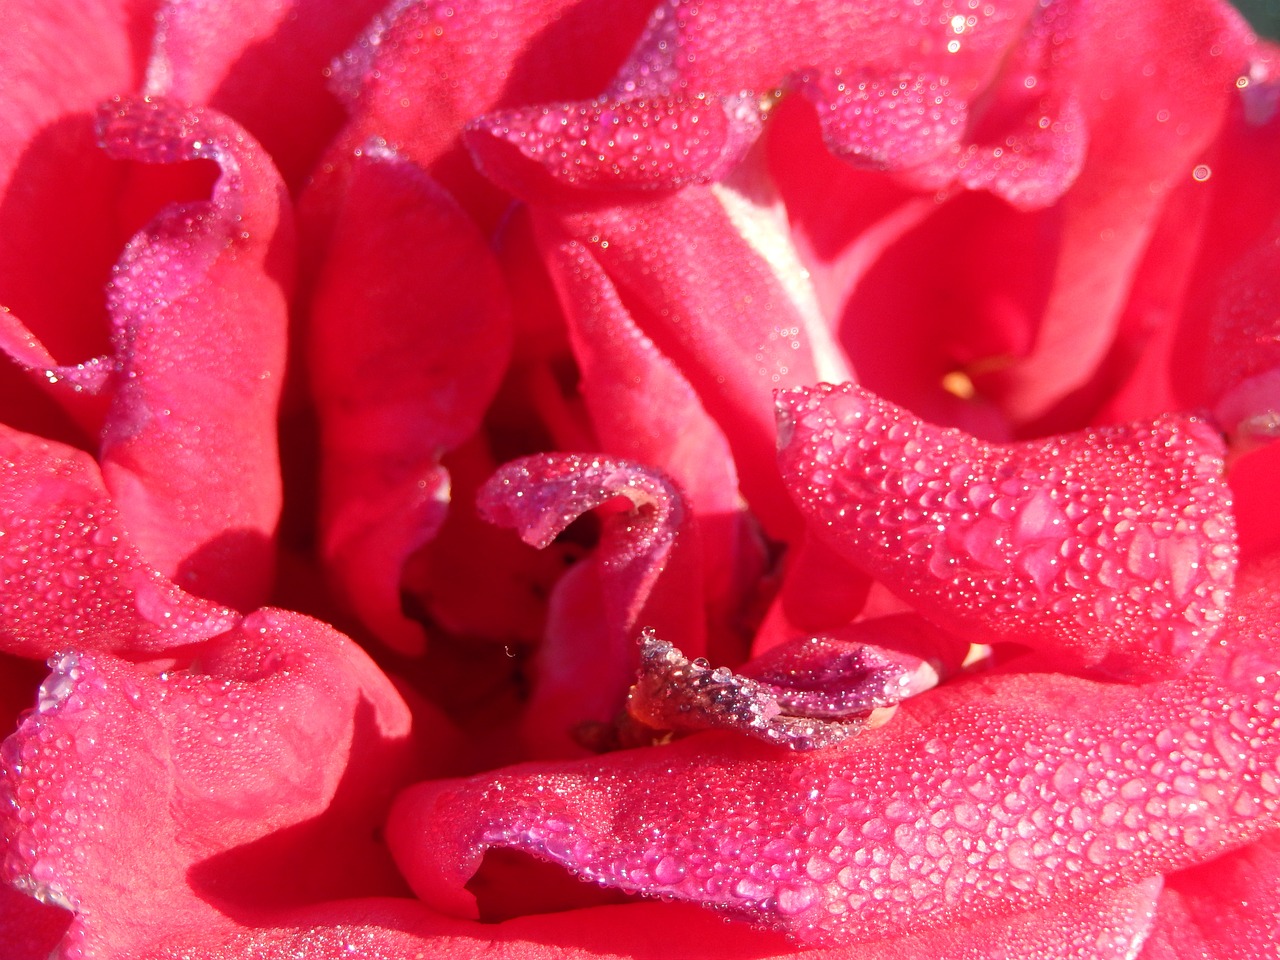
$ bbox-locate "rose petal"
[537,179,849,538]
[388,558,1280,945]
[776,382,1237,680]
[466,93,764,200]
[145,0,385,189]
[89,875,1161,959]
[0,423,237,657]
[1137,835,1280,958]
[90,96,292,611]
[480,453,702,754]
[976,0,1254,422]
[0,881,69,960]
[540,234,762,664]
[0,608,423,957]
[1098,65,1280,436]
[320,0,652,225]
[0,0,146,441]
[310,145,511,654]
[623,628,926,751]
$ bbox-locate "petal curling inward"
[311,146,511,654]
[479,454,701,753]
[93,96,293,611]
[0,609,418,958]
[776,382,1237,681]
[0,424,237,657]
[387,558,1280,946]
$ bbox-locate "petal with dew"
[0,608,431,958]
[0,424,237,657]
[776,382,1236,680]
[480,453,701,755]
[91,96,292,611]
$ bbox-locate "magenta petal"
[0,608,416,957]
[387,559,1280,945]
[94,96,292,611]
[311,147,511,653]
[777,382,1236,680]
[0,424,236,657]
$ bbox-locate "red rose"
[2,0,1279,957]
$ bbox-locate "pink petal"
[93,96,293,611]
[145,0,386,189]
[0,608,423,957]
[0,424,237,657]
[776,382,1236,681]
[387,558,1280,945]
[310,146,511,654]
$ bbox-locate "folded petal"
[776,382,1236,680]
[387,558,1280,945]
[465,93,765,200]
[535,180,849,537]
[0,0,148,443]
[1137,834,1280,958]
[321,0,652,220]
[540,234,762,663]
[92,96,293,611]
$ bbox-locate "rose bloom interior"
[2,0,1280,958]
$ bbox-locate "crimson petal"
[776,382,1236,680]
